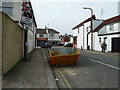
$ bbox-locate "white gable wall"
[93,21,120,52]
[93,32,101,51]
[106,22,119,33]
[77,26,83,49]
[72,19,104,50]
[99,34,119,52]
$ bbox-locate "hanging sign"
[21,2,33,30]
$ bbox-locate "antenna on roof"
[100,9,103,21]
[48,23,49,28]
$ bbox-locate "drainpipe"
[87,31,91,50]
[83,25,84,49]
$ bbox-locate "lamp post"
[83,7,93,50]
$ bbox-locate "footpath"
[2,48,58,89]
[83,49,119,58]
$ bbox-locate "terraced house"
[92,15,120,53]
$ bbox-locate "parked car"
[64,42,73,47]
[41,42,52,48]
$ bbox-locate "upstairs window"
[2,2,13,15]
[50,33,54,37]
[109,23,114,31]
[39,34,43,37]
[86,27,89,32]
[99,37,101,43]
[2,2,13,7]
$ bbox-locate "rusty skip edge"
[48,49,81,58]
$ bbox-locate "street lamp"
[83,7,93,50]
[83,7,93,17]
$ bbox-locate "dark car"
[41,42,52,48]
[58,43,64,46]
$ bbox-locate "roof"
[93,15,120,32]
[47,28,60,33]
[36,28,60,34]
[36,28,47,34]
[72,15,96,30]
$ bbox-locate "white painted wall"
[72,19,103,50]
[28,19,37,53]
[54,33,59,39]
[48,32,60,41]
[93,21,120,52]
[99,34,119,52]
[12,2,23,22]
[36,34,47,38]
[32,21,36,49]
[28,30,34,53]
[78,26,83,49]
[93,32,101,51]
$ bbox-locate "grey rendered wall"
[2,12,24,75]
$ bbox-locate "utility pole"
[100,9,103,21]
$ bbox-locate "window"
[99,37,101,43]
[109,23,114,31]
[2,7,13,14]
[86,27,89,32]
[39,34,43,37]
[2,2,13,15]
[50,33,54,37]
[104,37,107,43]
[2,2,13,7]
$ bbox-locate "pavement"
[83,49,119,58]
[2,48,58,89]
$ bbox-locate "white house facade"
[93,15,120,53]
[36,28,60,46]
[72,15,103,50]
[47,28,60,44]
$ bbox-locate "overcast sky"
[31,0,119,35]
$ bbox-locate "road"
[51,49,119,88]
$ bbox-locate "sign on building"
[21,2,33,30]
[21,16,32,25]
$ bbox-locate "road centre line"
[89,59,120,70]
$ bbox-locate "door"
[112,37,120,53]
